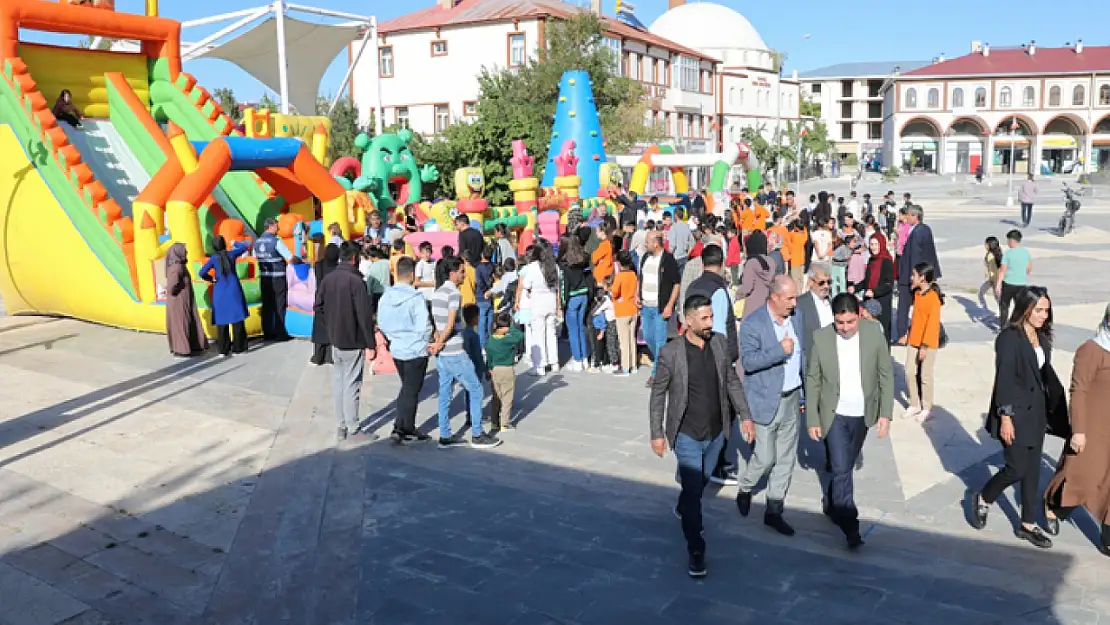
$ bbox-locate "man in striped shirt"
[431,256,502,449]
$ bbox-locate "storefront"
[900,140,937,172]
[1040,135,1078,174]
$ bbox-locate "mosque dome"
[649,2,769,55]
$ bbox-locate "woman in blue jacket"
[199,236,250,356]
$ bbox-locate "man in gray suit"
[735,275,803,536]
[650,294,751,579]
[805,293,893,549]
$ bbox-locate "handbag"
[938,323,949,348]
[1043,364,1072,439]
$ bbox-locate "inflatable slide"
[0,0,347,336]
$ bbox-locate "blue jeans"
[641,305,667,376]
[436,353,484,439]
[824,414,869,536]
[673,432,726,554]
[565,294,588,362]
[477,300,493,348]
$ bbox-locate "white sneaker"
[607,364,619,374]
[565,361,579,372]
[529,368,544,377]
[549,364,561,373]
[902,407,921,420]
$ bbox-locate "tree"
[77,36,115,50]
[257,93,280,112]
[785,119,832,164]
[212,88,242,124]
[799,99,821,119]
[740,124,791,175]
[316,95,373,163]
[409,13,658,204]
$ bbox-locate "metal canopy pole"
[182,7,271,28]
[330,19,374,115]
[182,8,269,60]
[286,3,372,22]
[274,1,291,114]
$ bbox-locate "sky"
[24,0,1110,102]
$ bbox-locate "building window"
[728,87,736,105]
[869,122,881,140]
[1022,86,1034,107]
[650,58,659,83]
[661,60,669,84]
[507,33,526,68]
[603,36,622,75]
[434,104,449,133]
[676,56,699,92]
[905,87,917,108]
[999,86,1012,107]
[629,53,640,80]
[739,88,744,105]
[1100,84,1110,106]
[431,40,448,57]
[1049,86,1061,106]
[1073,85,1086,106]
[378,46,394,77]
[840,101,852,119]
[841,80,853,98]
[811,83,821,94]
[463,101,477,116]
[927,88,939,108]
[952,87,964,108]
[974,87,986,108]
[395,106,409,129]
[840,122,851,140]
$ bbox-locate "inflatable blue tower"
[541,70,607,198]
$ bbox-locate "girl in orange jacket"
[906,261,944,423]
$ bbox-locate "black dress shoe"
[735,491,752,517]
[846,533,865,550]
[1016,525,1053,549]
[1044,514,1060,537]
[969,491,989,530]
[764,514,795,537]
[1099,524,1110,556]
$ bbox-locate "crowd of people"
[162,180,1110,577]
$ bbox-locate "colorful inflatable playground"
[0,1,757,338]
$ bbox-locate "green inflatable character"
[350,128,439,210]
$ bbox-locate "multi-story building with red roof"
[882,40,1110,176]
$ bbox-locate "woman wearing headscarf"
[735,229,773,318]
[52,90,82,128]
[198,235,250,357]
[861,232,895,343]
[310,243,342,365]
[1044,303,1110,555]
[165,242,209,356]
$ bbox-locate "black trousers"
[310,343,333,365]
[260,276,289,340]
[895,283,912,341]
[392,357,429,435]
[1021,202,1033,227]
[825,415,869,536]
[998,282,1022,326]
[982,439,1044,525]
[215,321,247,355]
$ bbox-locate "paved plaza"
[1,179,1110,625]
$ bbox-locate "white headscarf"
[1095,303,1110,352]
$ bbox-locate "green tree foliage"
[740,124,791,174]
[77,36,115,50]
[799,99,821,118]
[785,118,833,163]
[257,93,280,112]
[316,95,373,163]
[410,13,658,205]
[212,88,242,124]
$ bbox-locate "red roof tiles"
[378,0,718,62]
[903,45,1110,78]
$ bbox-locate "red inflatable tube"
[329,156,361,181]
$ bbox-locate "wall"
[352,20,542,136]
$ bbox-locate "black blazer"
[898,223,941,285]
[986,327,1068,446]
[862,258,894,299]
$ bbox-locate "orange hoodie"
[909,287,942,348]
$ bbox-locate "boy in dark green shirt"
[485,312,524,431]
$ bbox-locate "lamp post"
[1006,117,1018,207]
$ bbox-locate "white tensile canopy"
[179,3,378,120]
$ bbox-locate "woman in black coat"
[971,286,1067,549]
[310,243,341,365]
[860,232,895,343]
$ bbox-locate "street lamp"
[1006,117,1018,207]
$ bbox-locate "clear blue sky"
[23,0,1110,102]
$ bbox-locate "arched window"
[926,88,939,108]
[905,88,917,108]
[729,87,736,105]
[739,88,744,105]
[1100,85,1110,106]
[1073,85,1086,106]
[1022,86,1035,107]
[1049,86,1061,106]
[974,87,987,108]
[999,87,1012,107]
[951,88,964,108]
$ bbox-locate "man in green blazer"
[805,293,893,549]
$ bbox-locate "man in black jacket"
[616,187,647,227]
[639,230,682,387]
[895,205,941,343]
[455,214,485,267]
[315,241,377,440]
